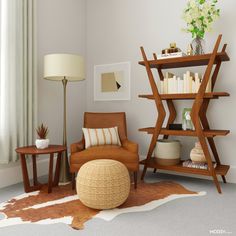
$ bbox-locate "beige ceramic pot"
[190,142,206,163]
[154,139,181,166]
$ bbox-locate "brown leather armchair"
[70,112,139,189]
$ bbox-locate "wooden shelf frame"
[139,127,230,137]
[139,51,229,69]
[139,92,230,100]
[139,35,230,193]
[139,158,230,177]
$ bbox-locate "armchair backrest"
[83,112,127,141]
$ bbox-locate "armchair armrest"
[70,140,85,154]
[122,139,138,154]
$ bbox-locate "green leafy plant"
[36,123,49,139]
[182,0,220,38]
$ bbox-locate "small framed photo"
[94,61,131,101]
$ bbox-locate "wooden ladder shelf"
[139,35,230,193]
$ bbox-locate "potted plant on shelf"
[182,0,220,55]
[35,123,49,149]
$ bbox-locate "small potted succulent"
[35,123,49,149]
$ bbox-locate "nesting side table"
[15,145,66,193]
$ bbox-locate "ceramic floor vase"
[154,139,181,166]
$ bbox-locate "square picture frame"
[94,61,131,101]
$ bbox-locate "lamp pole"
[59,77,71,183]
[43,54,85,183]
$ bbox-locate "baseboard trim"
[139,156,236,184]
[1,156,235,189]
[226,166,236,183]
[0,157,50,189]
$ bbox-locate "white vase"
[190,142,206,163]
[35,139,50,149]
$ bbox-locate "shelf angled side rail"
[152,53,176,173]
[190,34,224,193]
[140,47,166,180]
[199,43,229,184]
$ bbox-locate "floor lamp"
[44,54,85,183]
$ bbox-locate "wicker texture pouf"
[76,159,130,209]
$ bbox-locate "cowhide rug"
[0,181,205,230]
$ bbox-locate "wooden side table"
[15,145,66,193]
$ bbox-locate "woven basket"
[76,159,130,209]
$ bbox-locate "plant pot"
[154,139,181,166]
[35,139,50,149]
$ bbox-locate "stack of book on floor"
[160,71,211,94]
[182,160,216,170]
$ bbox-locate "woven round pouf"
[76,159,130,209]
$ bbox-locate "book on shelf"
[163,78,168,94]
[192,80,196,93]
[162,72,175,94]
[206,77,212,92]
[195,73,201,93]
[183,73,187,93]
[182,159,216,170]
[158,71,212,94]
[167,77,172,94]
[186,71,194,93]
[173,76,178,94]
[187,76,193,93]
[177,77,184,93]
[160,81,164,94]
[157,52,186,59]
[168,76,178,94]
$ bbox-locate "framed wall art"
[94,61,131,101]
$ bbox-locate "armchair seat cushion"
[70,145,139,172]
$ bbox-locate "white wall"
[0,0,86,188]
[1,0,236,188]
[85,0,236,182]
[38,0,86,147]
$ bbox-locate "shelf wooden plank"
[139,92,230,100]
[140,158,230,176]
[138,52,230,69]
[215,164,230,176]
[139,127,230,137]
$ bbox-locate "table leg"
[53,152,62,187]
[32,155,38,186]
[20,154,42,193]
[20,154,31,193]
[48,153,54,193]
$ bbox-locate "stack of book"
[157,52,186,59]
[160,71,212,94]
[182,160,216,170]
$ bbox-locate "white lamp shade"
[44,54,85,81]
